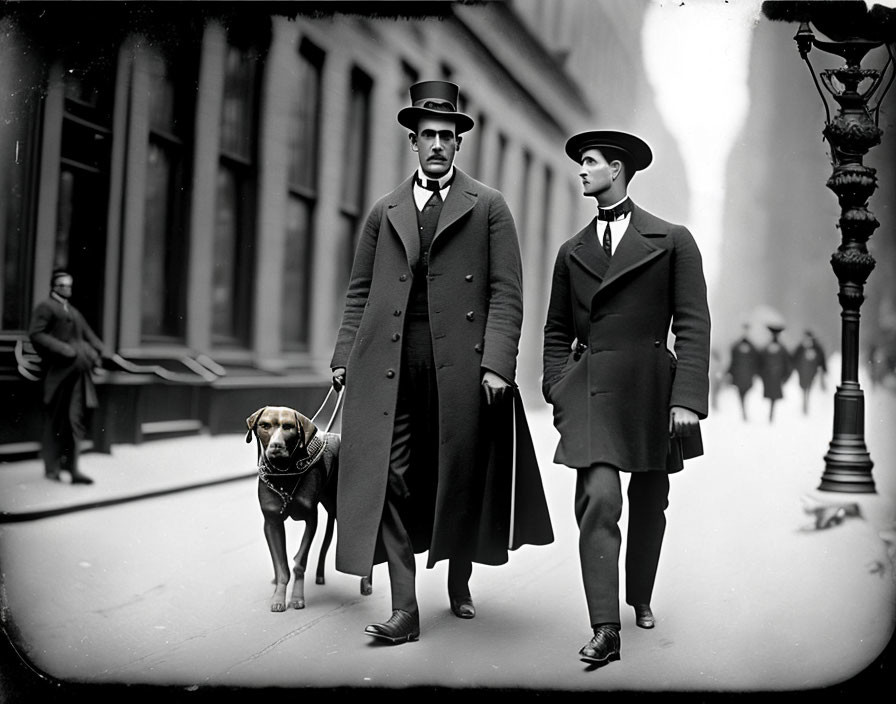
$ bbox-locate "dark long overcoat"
[792,339,827,391]
[331,168,553,577]
[28,296,104,408]
[542,203,710,472]
[728,336,760,395]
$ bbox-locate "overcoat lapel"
[385,176,421,267]
[599,205,665,291]
[434,169,477,242]
[569,218,608,281]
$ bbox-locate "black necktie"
[596,198,632,257]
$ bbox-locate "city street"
[1,370,895,701]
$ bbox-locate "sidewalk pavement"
[1,381,895,697]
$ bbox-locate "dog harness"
[257,434,329,514]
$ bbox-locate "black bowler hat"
[564,130,653,172]
[397,80,475,135]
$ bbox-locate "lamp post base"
[819,383,876,493]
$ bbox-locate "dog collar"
[258,434,327,476]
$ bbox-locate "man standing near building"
[28,270,106,484]
[542,130,710,666]
[330,80,553,645]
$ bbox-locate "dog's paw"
[315,576,325,585]
[289,598,306,610]
[270,601,287,613]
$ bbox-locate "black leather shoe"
[365,609,420,644]
[449,595,475,619]
[579,625,621,664]
[633,603,655,629]
[70,472,94,485]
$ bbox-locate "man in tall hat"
[331,80,553,644]
[542,130,710,665]
[28,270,107,484]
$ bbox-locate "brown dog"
[246,405,372,612]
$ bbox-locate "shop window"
[212,40,261,347]
[141,44,196,342]
[281,38,324,351]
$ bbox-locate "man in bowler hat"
[542,130,710,665]
[331,80,553,644]
[28,270,106,484]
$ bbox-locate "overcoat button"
[466,311,475,321]
[474,344,483,353]
[394,309,402,316]
[392,333,400,341]
[465,274,473,281]
[386,369,395,378]
[654,340,661,347]
[399,274,408,281]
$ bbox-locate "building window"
[55,46,116,331]
[141,44,196,342]
[334,66,372,303]
[519,149,533,253]
[397,61,418,180]
[494,131,508,192]
[281,38,324,351]
[0,99,37,331]
[212,39,261,347]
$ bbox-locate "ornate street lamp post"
[789,13,894,493]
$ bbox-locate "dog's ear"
[295,410,318,444]
[245,407,266,443]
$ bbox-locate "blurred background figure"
[709,347,726,412]
[28,271,106,484]
[792,329,827,415]
[868,331,896,391]
[726,323,760,421]
[759,323,792,423]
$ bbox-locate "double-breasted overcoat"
[331,168,552,577]
[542,203,710,472]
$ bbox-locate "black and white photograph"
[1,0,895,700]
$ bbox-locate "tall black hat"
[564,130,653,172]
[397,80,475,135]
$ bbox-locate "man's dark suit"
[542,201,710,626]
[28,294,105,480]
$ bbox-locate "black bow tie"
[415,175,449,192]
[596,199,633,221]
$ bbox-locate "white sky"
[642,0,765,293]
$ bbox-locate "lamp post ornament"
[793,15,895,493]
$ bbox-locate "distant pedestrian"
[709,348,725,412]
[792,329,827,415]
[726,324,760,421]
[759,324,792,423]
[28,270,106,484]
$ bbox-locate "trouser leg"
[42,377,77,476]
[447,558,472,597]
[575,464,623,627]
[624,471,670,606]
[378,492,418,615]
[378,396,418,615]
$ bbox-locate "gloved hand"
[332,367,346,392]
[669,406,699,436]
[481,370,511,405]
